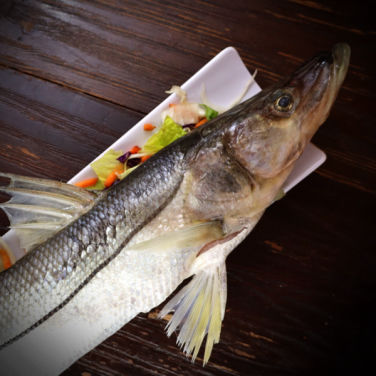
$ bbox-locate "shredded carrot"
[104,171,118,188]
[74,177,98,188]
[169,103,176,108]
[104,166,124,188]
[130,145,141,154]
[141,155,152,163]
[0,249,12,270]
[194,118,208,128]
[143,123,156,131]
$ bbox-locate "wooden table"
[0,1,374,375]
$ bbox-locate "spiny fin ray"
[0,172,96,203]
[0,173,97,253]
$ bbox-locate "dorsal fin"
[0,173,95,203]
[0,173,98,254]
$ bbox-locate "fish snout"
[288,43,350,140]
[332,43,351,87]
[314,43,350,122]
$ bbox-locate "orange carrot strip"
[169,103,176,108]
[0,249,12,270]
[104,171,117,188]
[104,166,124,188]
[194,118,208,128]
[141,155,152,163]
[130,145,141,154]
[74,177,98,188]
[143,123,156,131]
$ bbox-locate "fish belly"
[0,242,195,375]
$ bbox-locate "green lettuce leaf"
[200,104,218,120]
[117,165,139,180]
[142,116,187,154]
[89,149,123,190]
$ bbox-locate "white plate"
[3,47,326,260]
[69,46,326,189]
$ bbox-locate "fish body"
[0,44,350,374]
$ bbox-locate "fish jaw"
[285,42,351,142]
[224,43,350,180]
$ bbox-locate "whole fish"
[0,43,350,375]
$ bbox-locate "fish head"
[225,43,350,179]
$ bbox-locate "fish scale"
[0,144,190,348]
[0,237,195,375]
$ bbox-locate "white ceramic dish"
[3,47,326,260]
[69,46,326,190]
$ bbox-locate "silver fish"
[0,43,350,375]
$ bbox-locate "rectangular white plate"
[69,46,326,189]
[4,47,326,260]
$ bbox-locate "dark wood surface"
[0,1,375,375]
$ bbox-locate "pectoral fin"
[125,221,224,253]
[0,173,97,252]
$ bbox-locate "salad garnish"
[83,149,123,190]
[74,78,254,191]
[74,177,99,188]
[141,116,187,155]
[143,123,156,131]
[129,146,141,154]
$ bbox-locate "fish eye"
[274,94,293,112]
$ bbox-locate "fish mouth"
[319,43,350,117]
[288,43,350,98]
[285,43,350,140]
[314,43,350,114]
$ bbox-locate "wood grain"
[0,67,142,181]
[0,0,375,375]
